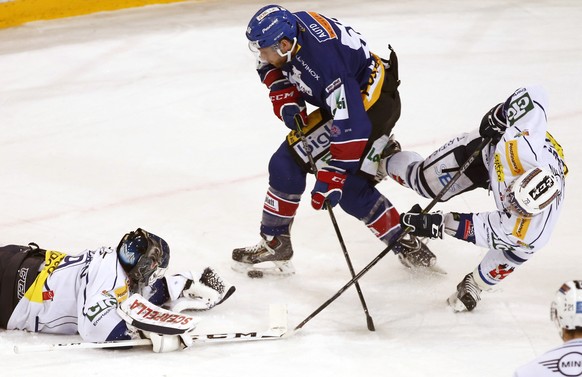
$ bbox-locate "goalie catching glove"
[164,267,236,312]
[399,204,444,239]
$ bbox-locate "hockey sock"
[362,197,400,244]
[260,187,300,236]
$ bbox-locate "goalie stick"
[293,137,493,332]
[13,304,288,353]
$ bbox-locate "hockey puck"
[247,270,264,279]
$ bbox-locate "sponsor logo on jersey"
[539,352,582,375]
[85,294,118,323]
[487,264,515,281]
[361,56,384,110]
[494,153,504,182]
[514,129,530,138]
[507,91,534,126]
[304,12,337,42]
[295,55,320,81]
[113,285,129,302]
[325,78,342,95]
[505,140,525,176]
[288,66,312,96]
[512,217,531,240]
[25,250,67,303]
[327,86,348,120]
[290,122,334,164]
[462,219,474,241]
[42,290,54,301]
[546,131,569,176]
[16,267,29,300]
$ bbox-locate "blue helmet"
[117,228,170,287]
[246,5,297,48]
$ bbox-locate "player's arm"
[311,75,370,210]
[258,64,307,129]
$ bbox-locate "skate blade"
[400,260,448,275]
[231,261,296,278]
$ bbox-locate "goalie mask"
[551,280,582,338]
[503,167,559,217]
[117,228,170,287]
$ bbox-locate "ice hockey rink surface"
[1,0,581,376]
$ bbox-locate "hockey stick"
[294,114,375,332]
[14,304,288,353]
[294,136,493,332]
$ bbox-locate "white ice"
[1,0,581,376]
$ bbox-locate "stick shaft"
[294,114,375,331]
[295,136,491,331]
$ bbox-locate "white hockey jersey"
[473,86,567,262]
[514,339,582,377]
[7,247,131,342]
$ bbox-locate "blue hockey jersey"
[258,11,386,173]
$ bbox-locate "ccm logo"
[270,92,296,101]
[331,176,345,184]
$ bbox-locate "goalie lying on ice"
[0,228,235,352]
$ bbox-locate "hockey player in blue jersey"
[232,4,437,277]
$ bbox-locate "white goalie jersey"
[7,247,131,342]
[474,86,567,261]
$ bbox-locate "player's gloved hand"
[164,268,236,312]
[479,103,507,143]
[399,204,444,239]
[140,331,193,353]
[270,85,308,129]
[311,168,347,210]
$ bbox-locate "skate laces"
[462,274,482,300]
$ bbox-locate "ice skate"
[232,234,295,278]
[393,234,445,273]
[375,134,402,183]
[447,273,482,312]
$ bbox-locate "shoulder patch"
[303,12,337,42]
[507,91,534,126]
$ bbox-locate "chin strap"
[276,37,297,63]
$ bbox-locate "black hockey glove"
[399,204,444,239]
[479,103,507,143]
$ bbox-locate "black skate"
[447,273,482,312]
[393,234,445,273]
[375,134,402,183]
[232,234,295,278]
